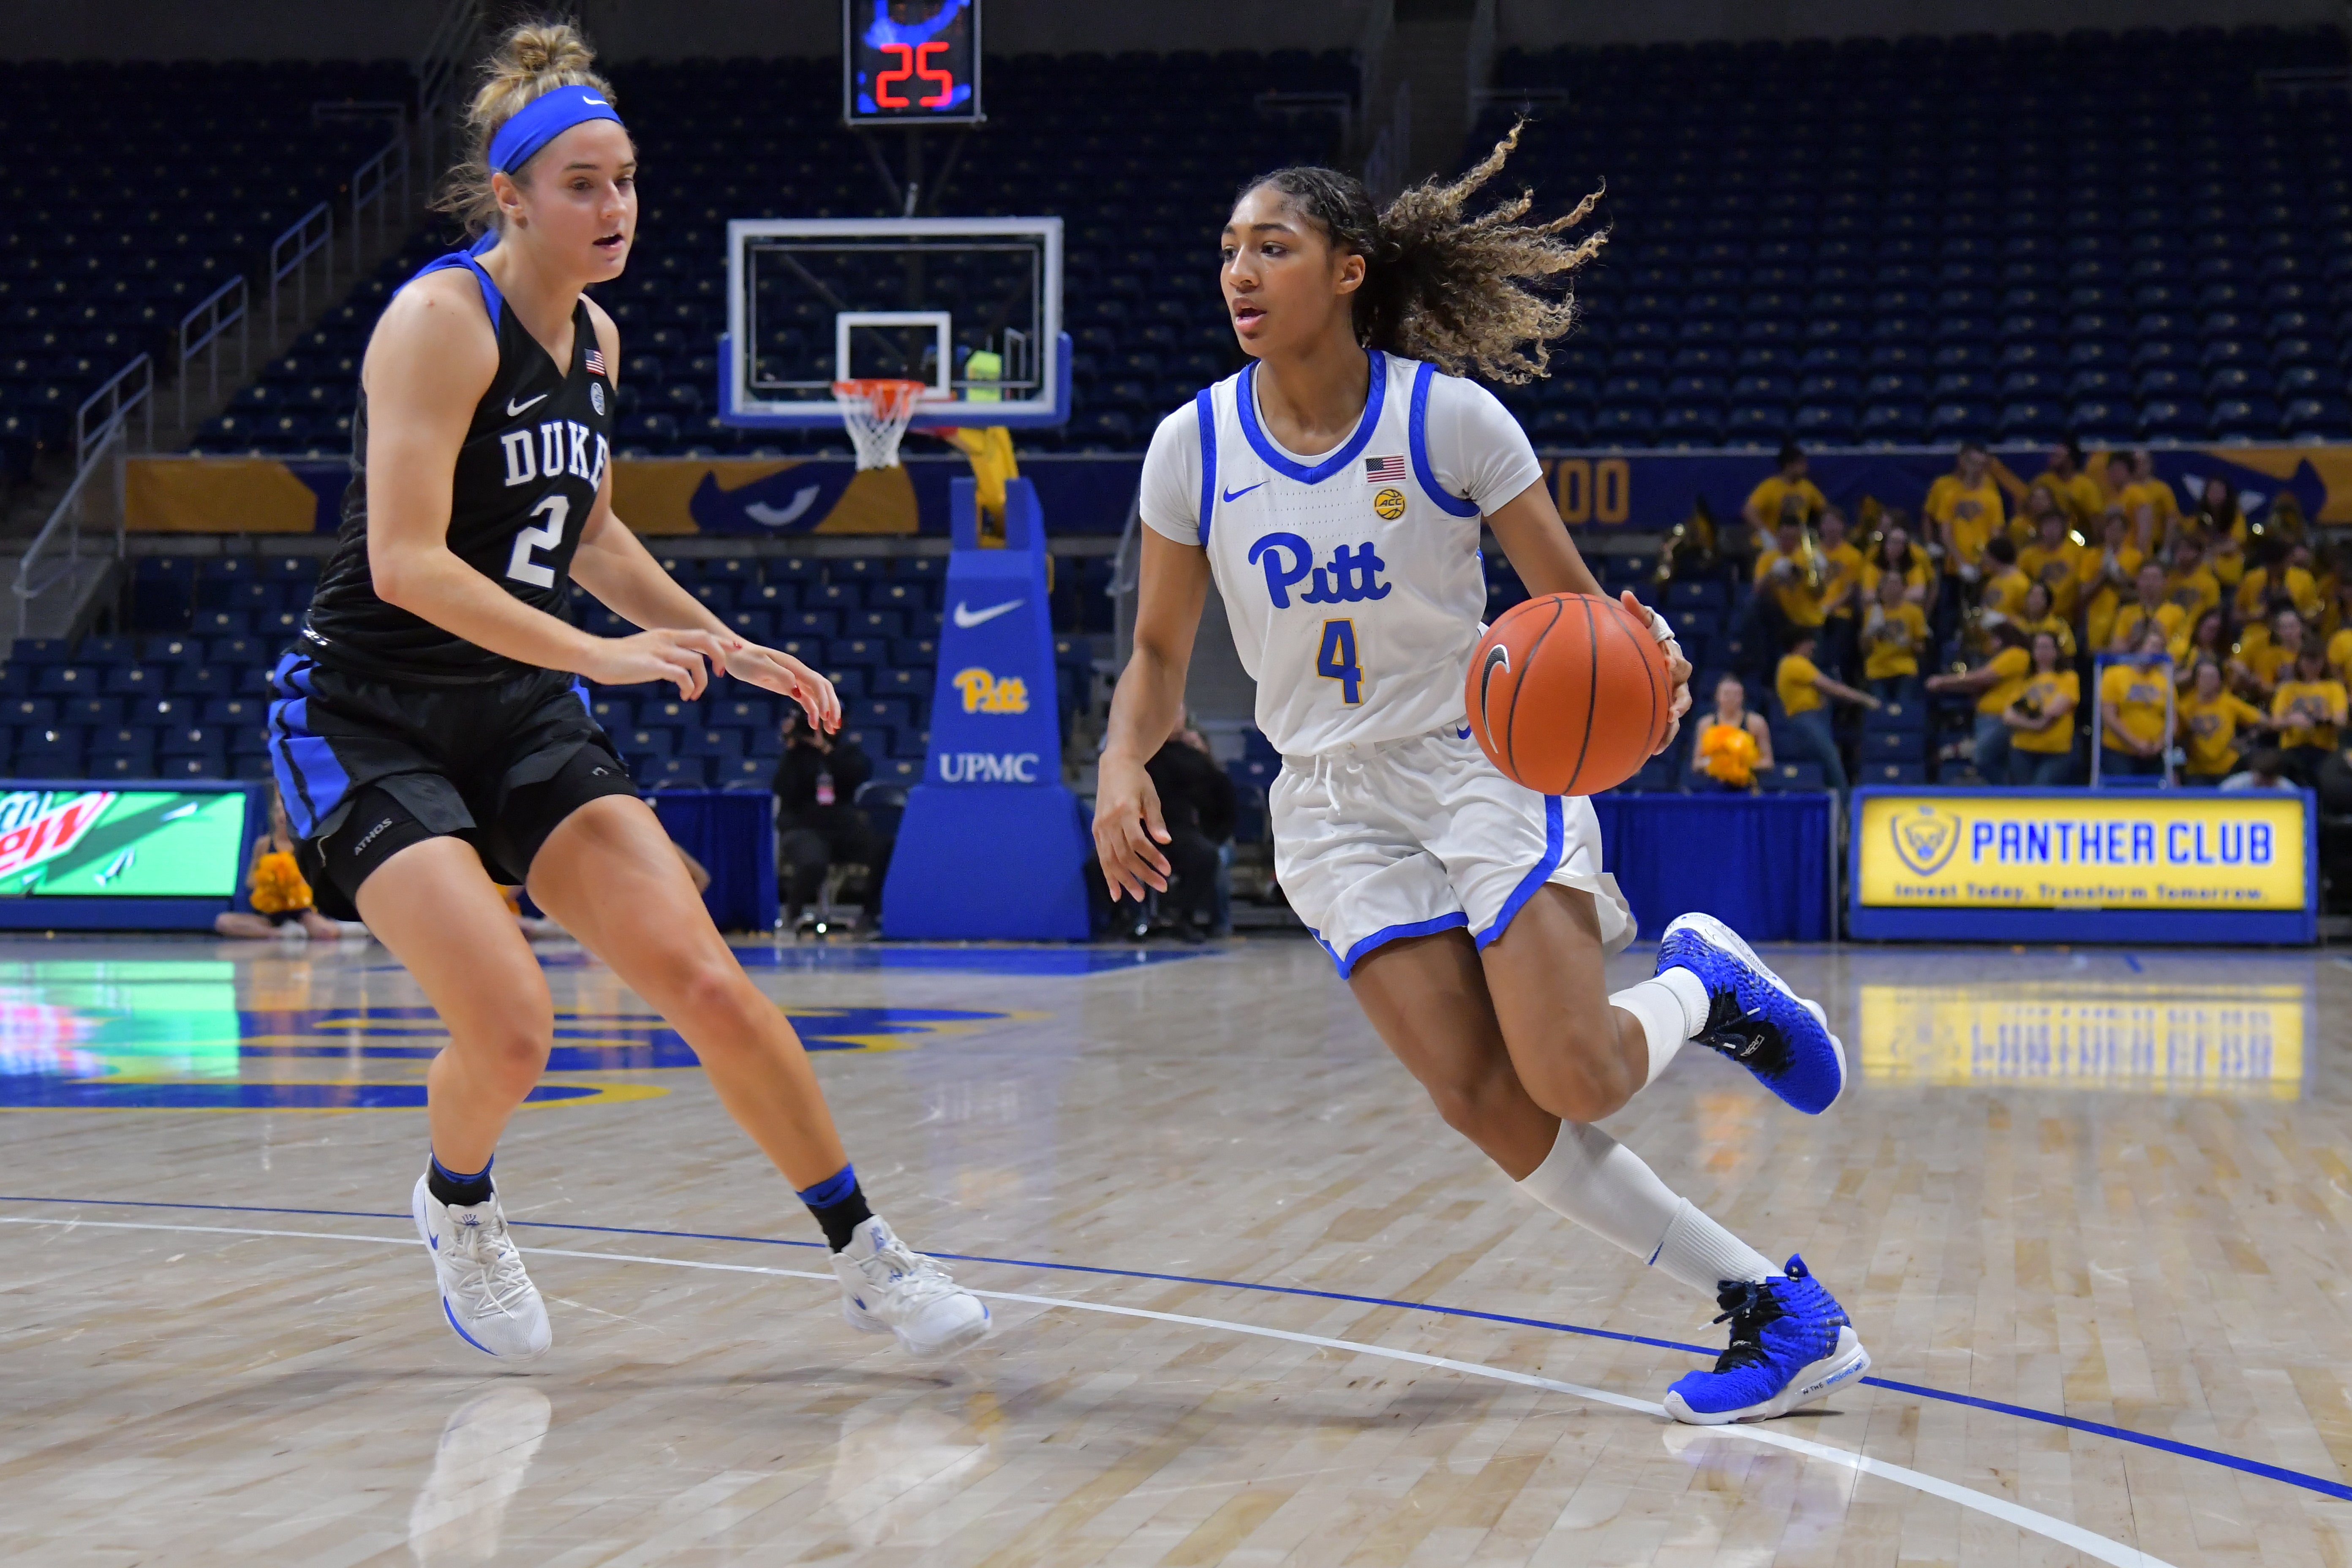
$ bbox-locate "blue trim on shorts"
[1315,912,1470,978]
[1408,361,1483,518]
[263,655,347,840]
[1474,795,1566,948]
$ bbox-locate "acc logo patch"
[1372,486,1407,521]
[1891,804,1963,876]
[590,382,605,416]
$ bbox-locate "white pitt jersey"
[1139,349,1544,756]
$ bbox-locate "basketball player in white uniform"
[1097,136,1871,1423]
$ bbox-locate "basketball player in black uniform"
[270,21,988,1361]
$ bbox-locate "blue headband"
[488,83,624,176]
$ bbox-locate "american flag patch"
[1364,454,1406,484]
[585,346,609,378]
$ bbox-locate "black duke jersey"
[304,248,614,685]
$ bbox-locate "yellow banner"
[1859,983,2304,1098]
[1858,792,2307,911]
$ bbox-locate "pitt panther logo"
[1247,532,1393,610]
[1890,804,1963,876]
[952,667,1030,714]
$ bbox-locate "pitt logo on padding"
[951,667,1030,714]
[1247,533,1393,609]
[1891,804,1964,876]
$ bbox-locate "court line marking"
[3,1195,2341,1510]
[2,1194,2339,1509]
[0,1213,2173,1568]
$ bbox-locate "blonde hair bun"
[436,19,621,237]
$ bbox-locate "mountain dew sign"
[0,787,249,912]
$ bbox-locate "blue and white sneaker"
[1663,1255,1870,1425]
[833,1216,992,1358]
[1655,912,1846,1114]
[411,1174,552,1361]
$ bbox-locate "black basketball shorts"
[264,650,640,919]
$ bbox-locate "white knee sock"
[1608,966,1710,1089]
[1515,1121,1775,1295]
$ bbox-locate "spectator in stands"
[1690,672,1773,792]
[2003,629,2079,785]
[2243,607,2306,699]
[2162,536,2221,623]
[1106,727,1234,942]
[2041,439,2104,531]
[1775,629,1878,790]
[1860,571,1927,702]
[1861,517,1935,611]
[1979,536,2029,620]
[771,707,882,931]
[2017,580,2075,659]
[1927,621,2030,782]
[2221,747,2293,792]
[1750,513,1826,658]
[1925,441,2005,588]
[216,782,346,941]
[2327,584,2352,683]
[2191,474,2243,552]
[2079,509,2143,655]
[2175,609,2226,687]
[2110,561,2182,653]
[2017,491,2082,621]
[1815,508,1863,679]
[2125,449,2181,537]
[2178,659,2268,787]
[2270,643,2347,785]
[2098,627,2175,779]
[1741,442,1825,553]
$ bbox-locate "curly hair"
[1241,122,1604,384]
[434,18,621,237]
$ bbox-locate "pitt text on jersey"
[1248,534,1393,609]
[498,419,611,492]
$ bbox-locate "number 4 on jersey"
[1316,619,1364,705]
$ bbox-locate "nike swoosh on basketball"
[506,393,549,417]
[952,599,1023,629]
[1221,481,1267,503]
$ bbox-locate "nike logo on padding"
[506,393,549,417]
[1221,481,1267,503]
[952,599,1023,628]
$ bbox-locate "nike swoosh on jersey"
[952,599,1024,628]
[506,393,550,417]
[1221,481,1267,503]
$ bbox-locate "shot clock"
[843,0,983,125]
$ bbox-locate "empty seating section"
[4,551,1104,788]
[194,53,1348,458]
[1480,25,2352,448]
[0,60,407,479]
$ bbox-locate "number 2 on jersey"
[1316,619,1364,705]
[505,494,569,589]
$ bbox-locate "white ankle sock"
[1609,966,1710,1089]
[1515,1122,1775,1296]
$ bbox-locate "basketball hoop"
[832,378,928,470]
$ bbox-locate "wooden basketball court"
[0,932,2335,1565]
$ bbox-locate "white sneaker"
[411,1175,552,1361]
[831,1216,991,1358]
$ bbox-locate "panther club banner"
[1850,787,2314,944]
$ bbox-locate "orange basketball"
[1465,593,1673,795]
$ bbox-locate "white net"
[833,378,927,470]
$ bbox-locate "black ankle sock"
[796,1164,874,1252]
[427,1153,494,1208]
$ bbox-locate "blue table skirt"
[647,790,779,934]
[1589,792,1835,943]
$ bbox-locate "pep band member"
[270,22,986,1361]
[1096,132,1869,1424]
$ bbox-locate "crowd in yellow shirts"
[1741,438,2342,789]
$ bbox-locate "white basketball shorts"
[1270,724,1636,977]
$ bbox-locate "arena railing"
[76,356,152,471]
[176,278,248,430]
[267,203,336,340]
[14,362,150,641]
[313,101,414,253]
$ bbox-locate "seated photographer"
[771,707,886,930]
[1106,725,1236,942]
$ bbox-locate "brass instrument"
[1797,521,1827,593]
[1652,498,1718,587]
